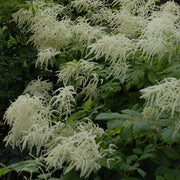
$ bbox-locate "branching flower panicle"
[140,78,180,118]
[36,47,61,68]
[23,77,53,100]
[49,86,76,119]
[71,19,103,53]
[44,121,104,178]
[4,94,51,148]
[137,2,180,60]
[87,34,134,64]
[57,59,101,98]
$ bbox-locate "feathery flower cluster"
[88,34,131,62]
[88,34,134,64]
[137,1,180,60]
[109,9,145,36]
[88,7,113,24]
[4,94,51,148]
[23,78,53,100]
[71,20,103,53]
[44,121,104,178]
[49,86,76,118]
[57,59,101,98]
[13,0,71,50]
[140,78,180,118]
[36,47,61,68]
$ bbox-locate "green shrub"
[1,0,180,179]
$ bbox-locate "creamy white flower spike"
[57,59,101,98]
[140,78,180,118]
[137,2,180,60]
[49,86,76,119]
[71,19,103,54]
[87,34,134,64]
[21,121,65,155]
[109,9,145,36]
[23,78,53,100]
[4,94,51,148]
[13,0,71,50]
[36,47,61,68]
[44,121,104,178]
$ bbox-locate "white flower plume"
[36,47,61,68]
[4,94,51,148]
[87,34,134,64]
[140,78,180,118]
[57,59,101,98]
[13,0,72,51]
[44,121,104,178]
[71,19,103,53]
[49,86,76,119]
[23,77,53,100]
[137,2,180,60]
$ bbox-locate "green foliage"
[1,0,180,179]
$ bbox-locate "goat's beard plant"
[4,0,180,179]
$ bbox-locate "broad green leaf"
[160,126,177,145]
[164,172,175,180]
[161,147,180,160]
[133,121,150,134]
[139,153,154,161]
[137,168,146,178]
[95,112,123,120]
[121,109,143,118]
[107,120,124,129]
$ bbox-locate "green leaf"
[37,173,51,179]
[156,176,165,180]
[107,120,124,129]
[126,155,138,164]
[137,168,146,178]
[160,126,177,145]
[132,148,142,155]
[95,113,123,120]
[121,109,143,118]
[161,147,180,160]
[147,72,156,83]
[139,153,154,161]
[133,121,150,134]
[164,172,175,180]
[0,167,9,177]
